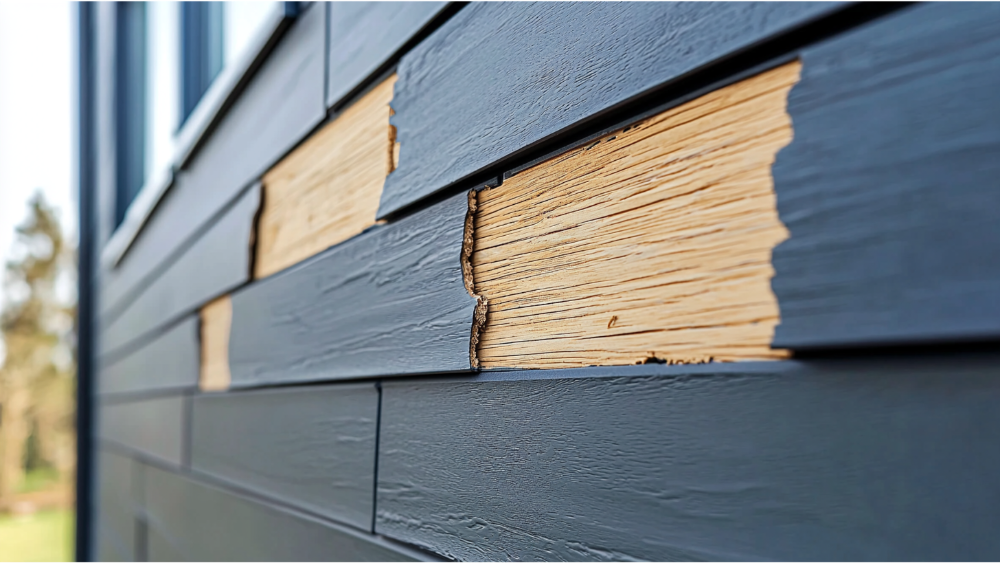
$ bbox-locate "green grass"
[0,509,74,562]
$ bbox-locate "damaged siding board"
[377,355,1000,561]
[99,315,199,396]
[472,63,798,369]
[379,2,841,217]
[99,394,188,466]
[772,3,1000,349]
[256,75,396,279]
[191,384,378,531]
[199,296,232,392]
[140,464,423,562]
[228,191,475,388]
[100,185,259,358]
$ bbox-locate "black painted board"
[772,4,1000,350]
[100,185,258,359]
[96,449,136,562]
[229,191,475,388]
[378,1,841,217]
[99,4,325,322]
[191,383,378,531]
[100,315,199,396]
[326,2,447,109]
[140,464,423,561]
[99,394,188,466]
[377,355,1000,561]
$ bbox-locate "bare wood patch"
[200,295,232,392]
[254,75,397,279]
[471,62,801,369]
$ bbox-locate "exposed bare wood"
[471,62,800,369]
[200,296,232,392]
[254,75,397,279]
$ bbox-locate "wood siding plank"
[96,449,137,561]
[191,383,378,531]
[99,394,188,466]
[199,296,232,392]
[378,355,1000,561]
[771,3,1000,349]
[99,315,199,396]
[379,2,841,217]
[472,63,798,369]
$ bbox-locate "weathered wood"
[229,191,475,388]
[326,2,447,109]
[99,5,325,322]
[256,75,396,279]
[100,185,259,358]
[472,63,798,369]
[771,3,1000,349]
[96,449,137,562]
[99,394,188,466]
[191,383,378,531]
[377,355,1000,561]
[199,296,232,392]
[379,2,841,217]
[140,464,425,561]
[99,315,199,396]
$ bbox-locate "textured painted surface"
[96,449,136,561]
[141,464,422,561]
[199,296,232,391]
[99,315,199,396]
[378,355,1000,561]
[191,384,378,531]
[99,6,325,322]
[229,192,476,387]
[326,2,447,109]
[379,2,840,217]
[256,75,396,279]
[99,394,187,466]
[772,3,1000,349]
[100,186,259,358]
[472,63,797,368]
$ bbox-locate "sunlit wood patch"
[200,295,232,392]
[470,62,801,369]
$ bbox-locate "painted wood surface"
[228,191,475,388]
[99,315,199,396]
[96,449,136,562]
[377,355,1000,561]
[256,75,396,279]
[99,394,188,466]
[772,3,1000,350]
[140,464,424,561]
[191,383,378,531]
[472,63,797,369]
[199,296,232,392]
[326,2,447,109]
[100,186,258,358]
[99,5,325,322]
[378,2,840,217]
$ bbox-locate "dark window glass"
[114,2,147,228]
[179,2,224,127]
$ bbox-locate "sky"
[0,1,75,317]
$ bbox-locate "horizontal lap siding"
[99,394,188,466]
[99,315,199,396]
[96,449,137,561]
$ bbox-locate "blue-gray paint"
[99,394,188,467]
[96,449,136,562]
[99,315,199,396]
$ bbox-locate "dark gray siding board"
[377,356,1000,561]
[772,3,1000,350]
[229,191,475,388]
[378,1,842,217]
[100,394,188,466]
[100,315,199,396]
[99,4,326,322]
[100,185,258,358]
[97,532,130,562]
[326,2,448,109]
[97,449,136,561]
[140,464,424,561]
[191,383,378,531]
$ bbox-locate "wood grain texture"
[379,2,840,217]
[771,3,1000,349]
[199,296,232,392]
[99,5,325,323]
[100,315,199,396]
[378,355,1000,561]
[326,2,447,109]
[191,383,377,531]
[256,75,396,279]
[140,464,424,561]
[96,449,137,562]
[100,185,259,358]
[99,394,188,466]
[229,191,476,388]
[472,63,798,369]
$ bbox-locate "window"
[179,2,224,127]
[114,3,147,228]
